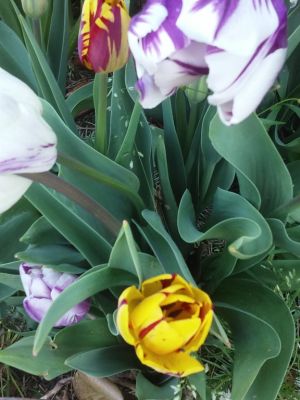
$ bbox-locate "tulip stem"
[20,172,121,236]
[94,72,108,154]
[32,18,43,48]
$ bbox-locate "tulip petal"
[51,273,77,300]
[177,0,281,56]
[136,344,204,377]
[23,297,52,323]
[41,267,63,289]
[54,300,90,327]
[168,318,201,345]
[0,175,31,214]
[0,67,42,113]
[129,0,188,77]
[160,293,195,306]
[130,293,165,331]
[185,310,214,352]
[206,44,287,124]
[117,286,143,345]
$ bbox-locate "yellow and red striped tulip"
[78,0,130,73]
[117,274,213,377]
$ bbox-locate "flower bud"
[20,264,90,327]
[21,0,49,18]
[78,0,130,73]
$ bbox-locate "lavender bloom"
[20,264,90,327]
[0,67,57,213]
[129,0,287,125]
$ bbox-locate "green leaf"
[0,273,22,290]
[16,244,85,269]
[136,373,179,400]
[0,0,23,39]
[162,99,186,199]
[268,218,300,257]
[0,319,117,379]
[210,114,293,215]
[20,216,67,246]
[287,4,300,59]
[46,0,69,91]
[0,199,39,263]
[188,373,206,400]
[66,344,141,377]
[215,278,295,400]
[25,183,112,266]
[0,21,37,90]
[137,210,194,283]
[66,81,94,116]
[0,284,17,301]
[33,267,137,355]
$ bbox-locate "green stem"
[94,72,108,154]
[20,172,121,236]
[272,194,300,220]
[57,152,145,211]
[258,97,300,116]
[32,18,42,48]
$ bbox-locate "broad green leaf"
[33,267,137,355]
[136,373,179,400]
[0,319,117,380]
[46,0,69,91]
[0,273,22,290]
[16,244,85,269]
[178,189,273,260]
[188,373,206,400]
[25,183,112,266]
[215,278,295,400]
[162,99,186,199]
[0,199,39,263]
[287,3,300,59]
[66,344,141,377]
[20,216,67,246]
[0,21,37,91]
[66,81,94,116]
[210,114,293,215]
[0,284,17,301]
[268,218,300,256]
[0,0,23,40]
[138,210,194,283]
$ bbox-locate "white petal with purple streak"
[177,0,280,56]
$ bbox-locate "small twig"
[40,377,72,399]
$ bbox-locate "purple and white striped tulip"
[20,264,90,327]
[0,67,57,213]
[129,0,287,125]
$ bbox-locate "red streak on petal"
[118,299,128,308]
[161,273,176,288]
[139,318,163,339]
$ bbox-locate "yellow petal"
[136,345,204,377]
[130,293,165,331]
[140,320,184,355]
[160,293,195,307]
[185,310,214,352]
[168,318,201,345]
[141,274,175,297]
[116,286,142,346]
[192,286,213,306]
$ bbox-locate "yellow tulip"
[117,274,213,377]
[78,0,130,73]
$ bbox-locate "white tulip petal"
[0,175,31,214]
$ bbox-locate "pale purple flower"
[0,67,57,213]
[20,264,90,327]
[129,0,287,125]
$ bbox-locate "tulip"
[78,0,130,73]
[21,0,49,18]
[0,67,57,214]
[117,273,213,377]
[129,0,287,125]
[20,264,90,327]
